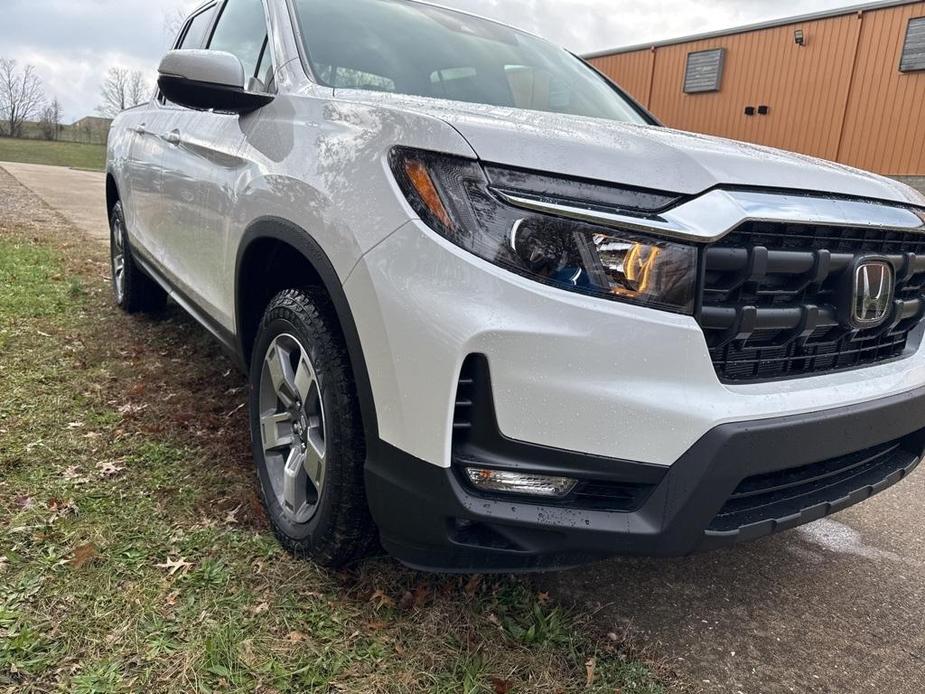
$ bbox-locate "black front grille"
[698,221,925,381]
[709,435,922,534]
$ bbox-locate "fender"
[235,217,380,449]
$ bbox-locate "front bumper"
[345,219,925,469]
[366,384,925,572]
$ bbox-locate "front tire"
[109,201,167,314]
[248,288,375,568]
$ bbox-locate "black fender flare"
[235,217,380,449]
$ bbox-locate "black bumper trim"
[365,385,925,573]
[704,454,919,545]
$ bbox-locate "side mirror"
[157,50,273,114]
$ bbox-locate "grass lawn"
[0,172,668,692]
[0,137,106,171]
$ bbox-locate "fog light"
[464,468,578,498]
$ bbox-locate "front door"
[157,0,272,329]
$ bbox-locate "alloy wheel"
[111,214,126,303]
[258,333,327,524]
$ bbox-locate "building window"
[684,48,726,93]
[901,17,925,72]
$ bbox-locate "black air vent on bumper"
[708,434,923,536]
[451,356,665,512]
[452,370,475,432]
[698,222,925,382]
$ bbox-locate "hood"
[336,91,925,208]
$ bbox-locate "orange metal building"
[586,0,925,176]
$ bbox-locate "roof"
[583,0,924,58]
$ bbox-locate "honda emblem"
[852,260,894,328]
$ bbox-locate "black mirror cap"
[157,74,274,114]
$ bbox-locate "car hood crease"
[335,91,925,208]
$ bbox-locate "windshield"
[293,0,648,124]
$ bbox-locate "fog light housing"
[464,467,578,498]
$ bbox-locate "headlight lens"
[389,148,697,314]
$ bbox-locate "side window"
[258,43,276,91]
[207,0,269,84]
[178,7,216,50]
[158,6,217,104]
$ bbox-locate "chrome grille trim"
[495,188,925,243]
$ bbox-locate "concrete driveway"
[897,176,925,196]
[539,470,925,693]
[0,162,108,241]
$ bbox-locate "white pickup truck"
[107,0,925,572]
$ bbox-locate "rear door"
[118,105,158,251]
[157,0,273,329]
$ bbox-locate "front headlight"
[389,147,698,314]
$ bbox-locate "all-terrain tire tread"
[251,288,376,568]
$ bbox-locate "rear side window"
[178,7,216,50]
[208,0,269,80]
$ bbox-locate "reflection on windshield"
[294,0,647,124]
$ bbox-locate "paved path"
[896,176,925,196]
[0,162,108,241]
[540,469,925,693]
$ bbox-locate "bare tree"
[0,59,45,138]
[97,67,150,117]
[128,71,150,108]
[39,98,63,141]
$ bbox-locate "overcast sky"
[2,0,862,121]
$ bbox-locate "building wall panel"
[839,3,925,174]
[595,49,655,108]
[588,1,925,175]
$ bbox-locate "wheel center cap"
[292,411,309,449]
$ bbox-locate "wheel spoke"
[111,219,126,299]
[260,412,294,452]
[265,342,298,407]
[294,356,316,403]
[305,438,325,490]
[282,448,308,514]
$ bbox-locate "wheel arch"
[235,217,380,448]
[105,172,119,219]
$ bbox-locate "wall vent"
[900,17,925,72]
[684,48,726,93]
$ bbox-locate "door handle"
[132,124,148,135]
[162,130,182,146]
